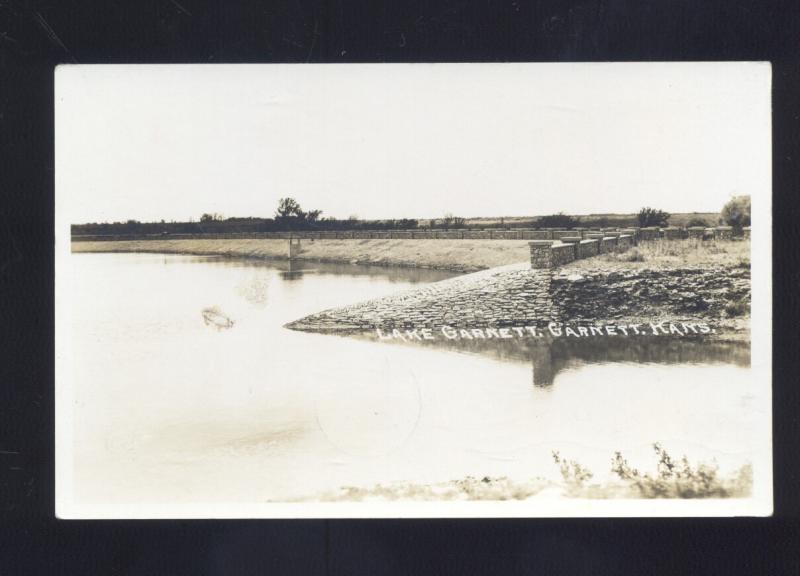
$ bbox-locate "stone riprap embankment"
[549,265,750,324]
[286,263,554,332]
[286,262,750,336]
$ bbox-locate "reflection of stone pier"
[280,258,307,280]
[349,330,751,388]
[530,345,554,387]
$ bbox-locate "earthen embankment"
[71,238,531,273]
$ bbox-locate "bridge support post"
[288,238,302,259]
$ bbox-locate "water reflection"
[159,254,457,284]
[66,253,758,507]
[352,332,750,387]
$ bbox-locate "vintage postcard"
[55,63,772,518]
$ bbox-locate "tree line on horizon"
[72,196,751,236]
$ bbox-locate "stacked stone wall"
[663,227,685,240]
[600,237,617,254]
[578,239,600,258]
[639,228,660,241]
[714,226,733,240]
[463,230,491,239]
[551,243,576,266]
[521,230,552,240]
[617,235,633,250]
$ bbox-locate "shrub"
[610,443,751,498]
[618,248,646,262]
[553,443,752,499]
[436,214,466,229]
[538,212,578,229]
[552,451,593,495]
[686,217,709,227]
[637,207,671,227]
[721,195,751,230]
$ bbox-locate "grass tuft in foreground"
[312,443,751,502]
[553,443,752,499]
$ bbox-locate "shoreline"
[71,238,531,273]
[74,238,751,343]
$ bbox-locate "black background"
[1,1,799,574]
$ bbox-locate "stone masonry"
[531,234,634,270]
[286,261,751,334]
[286,262,559,332]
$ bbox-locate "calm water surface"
[67,253,760,505]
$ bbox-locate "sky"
[55,63,771,224]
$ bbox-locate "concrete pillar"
[529,240,554,269]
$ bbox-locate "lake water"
[65,252,761,506]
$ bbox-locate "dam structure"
[286,229,750,336]
[285,232,637,333]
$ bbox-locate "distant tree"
[275,198,303,220]
[305,209,322,223]
[274,197,323,229]
[686,217,710,228]
[720,195,751,230]
[637,207,671,227]
[537,212,578,229]
[200,213,223,223]
[397,218,418,229]
[440,213,466,229]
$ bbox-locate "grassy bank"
[563,238,750,272]
[71,238,532,272]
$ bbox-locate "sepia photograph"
[55,62,772,518]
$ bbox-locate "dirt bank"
[71,238,531,273]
